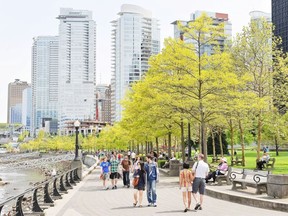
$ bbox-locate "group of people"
[99,150,230,212]
[99,152,159,207]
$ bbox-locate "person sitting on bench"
[257,152,270,170]
[205,157,228,184]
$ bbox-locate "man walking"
[192,153,209,210]
[121,155,131,188]
[144,155,158,207]
[110,155,119,189]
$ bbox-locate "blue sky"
[0,0,271,123]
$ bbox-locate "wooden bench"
[231,156,242,166]
[215,167,232,186]
[230,169,270,194]
[256,158,276,170]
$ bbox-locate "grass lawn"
[208,150,288,174]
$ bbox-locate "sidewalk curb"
[205,186,288,213]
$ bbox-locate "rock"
[0,181,8,186]
[0,177,2,181]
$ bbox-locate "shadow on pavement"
[157,210,196,214]
[111,206,136,210]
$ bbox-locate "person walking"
[144,155,158,207]
[131,151,136,164]
[132,156,141,173]
[133,162,146,207]
[179,163,194,212]
[110,155,120,189]
[121,155,132,188]
[100,156,110,190]
[192,153,209,211]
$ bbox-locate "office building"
[272,0,288,52]
[111,4,160,122]
[57,8,96,130]
[172,11,232,55]
[250,11,271,22]
[22,87,32,131]
[31,36,59,134]
[7,79,29,123]
[96,84,111,123]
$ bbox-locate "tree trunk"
[211,127,216,158]
[156,137,159,157]
[275,136,279,156]
[180,121,185,162]
[218,128,223,157]
[187,122,192,160]
[202,123,207,162]
[239,119,245,166]
[257,113,262,160]
[137,143,140,155]
[132,140,135,153]
[229,119,234,160]
[168,132,172,158]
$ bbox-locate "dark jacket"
[144,162,158,181]
[135,169,146,188]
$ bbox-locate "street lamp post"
[74,120,81,161]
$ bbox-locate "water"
[0,168,44,202]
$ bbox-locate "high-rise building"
[111,4,160,122]
[22,87,32,131]
[272,0,288,53]
[31,36,59,134]
[250,11,271,23]
[7,79,29,124]
[96,84,111,123]
[172,11,232,55]
[57,8,96,130]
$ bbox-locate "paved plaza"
[44,168,288,216]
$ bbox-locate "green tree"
[232,18,284,159]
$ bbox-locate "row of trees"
[97,14,288,164]
[19,14,288,165]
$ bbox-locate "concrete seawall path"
[45,167,288,216]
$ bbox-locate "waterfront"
[0,168,44,202]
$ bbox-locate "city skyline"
[0,0,271,123]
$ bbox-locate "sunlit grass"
[208,150,288,174]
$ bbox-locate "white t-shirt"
[192,160,209,178]
[131,152,136,159]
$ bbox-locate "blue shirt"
[100,161,110,173]
[144,162,157,181]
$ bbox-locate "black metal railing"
[0,167,81,216]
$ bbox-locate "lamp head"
[74,120,81,128]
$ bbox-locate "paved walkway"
[45,168,288,216]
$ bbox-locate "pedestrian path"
[45,168,288,216]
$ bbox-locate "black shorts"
[110,172,119,179]
[135,186,145,191]
[192,177,206,195]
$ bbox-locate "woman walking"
[100,156,110,190]
[179,163,194,212]
[133,162,146,207]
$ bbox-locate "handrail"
[0,166,81,215]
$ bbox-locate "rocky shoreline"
[0,177,8,186]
